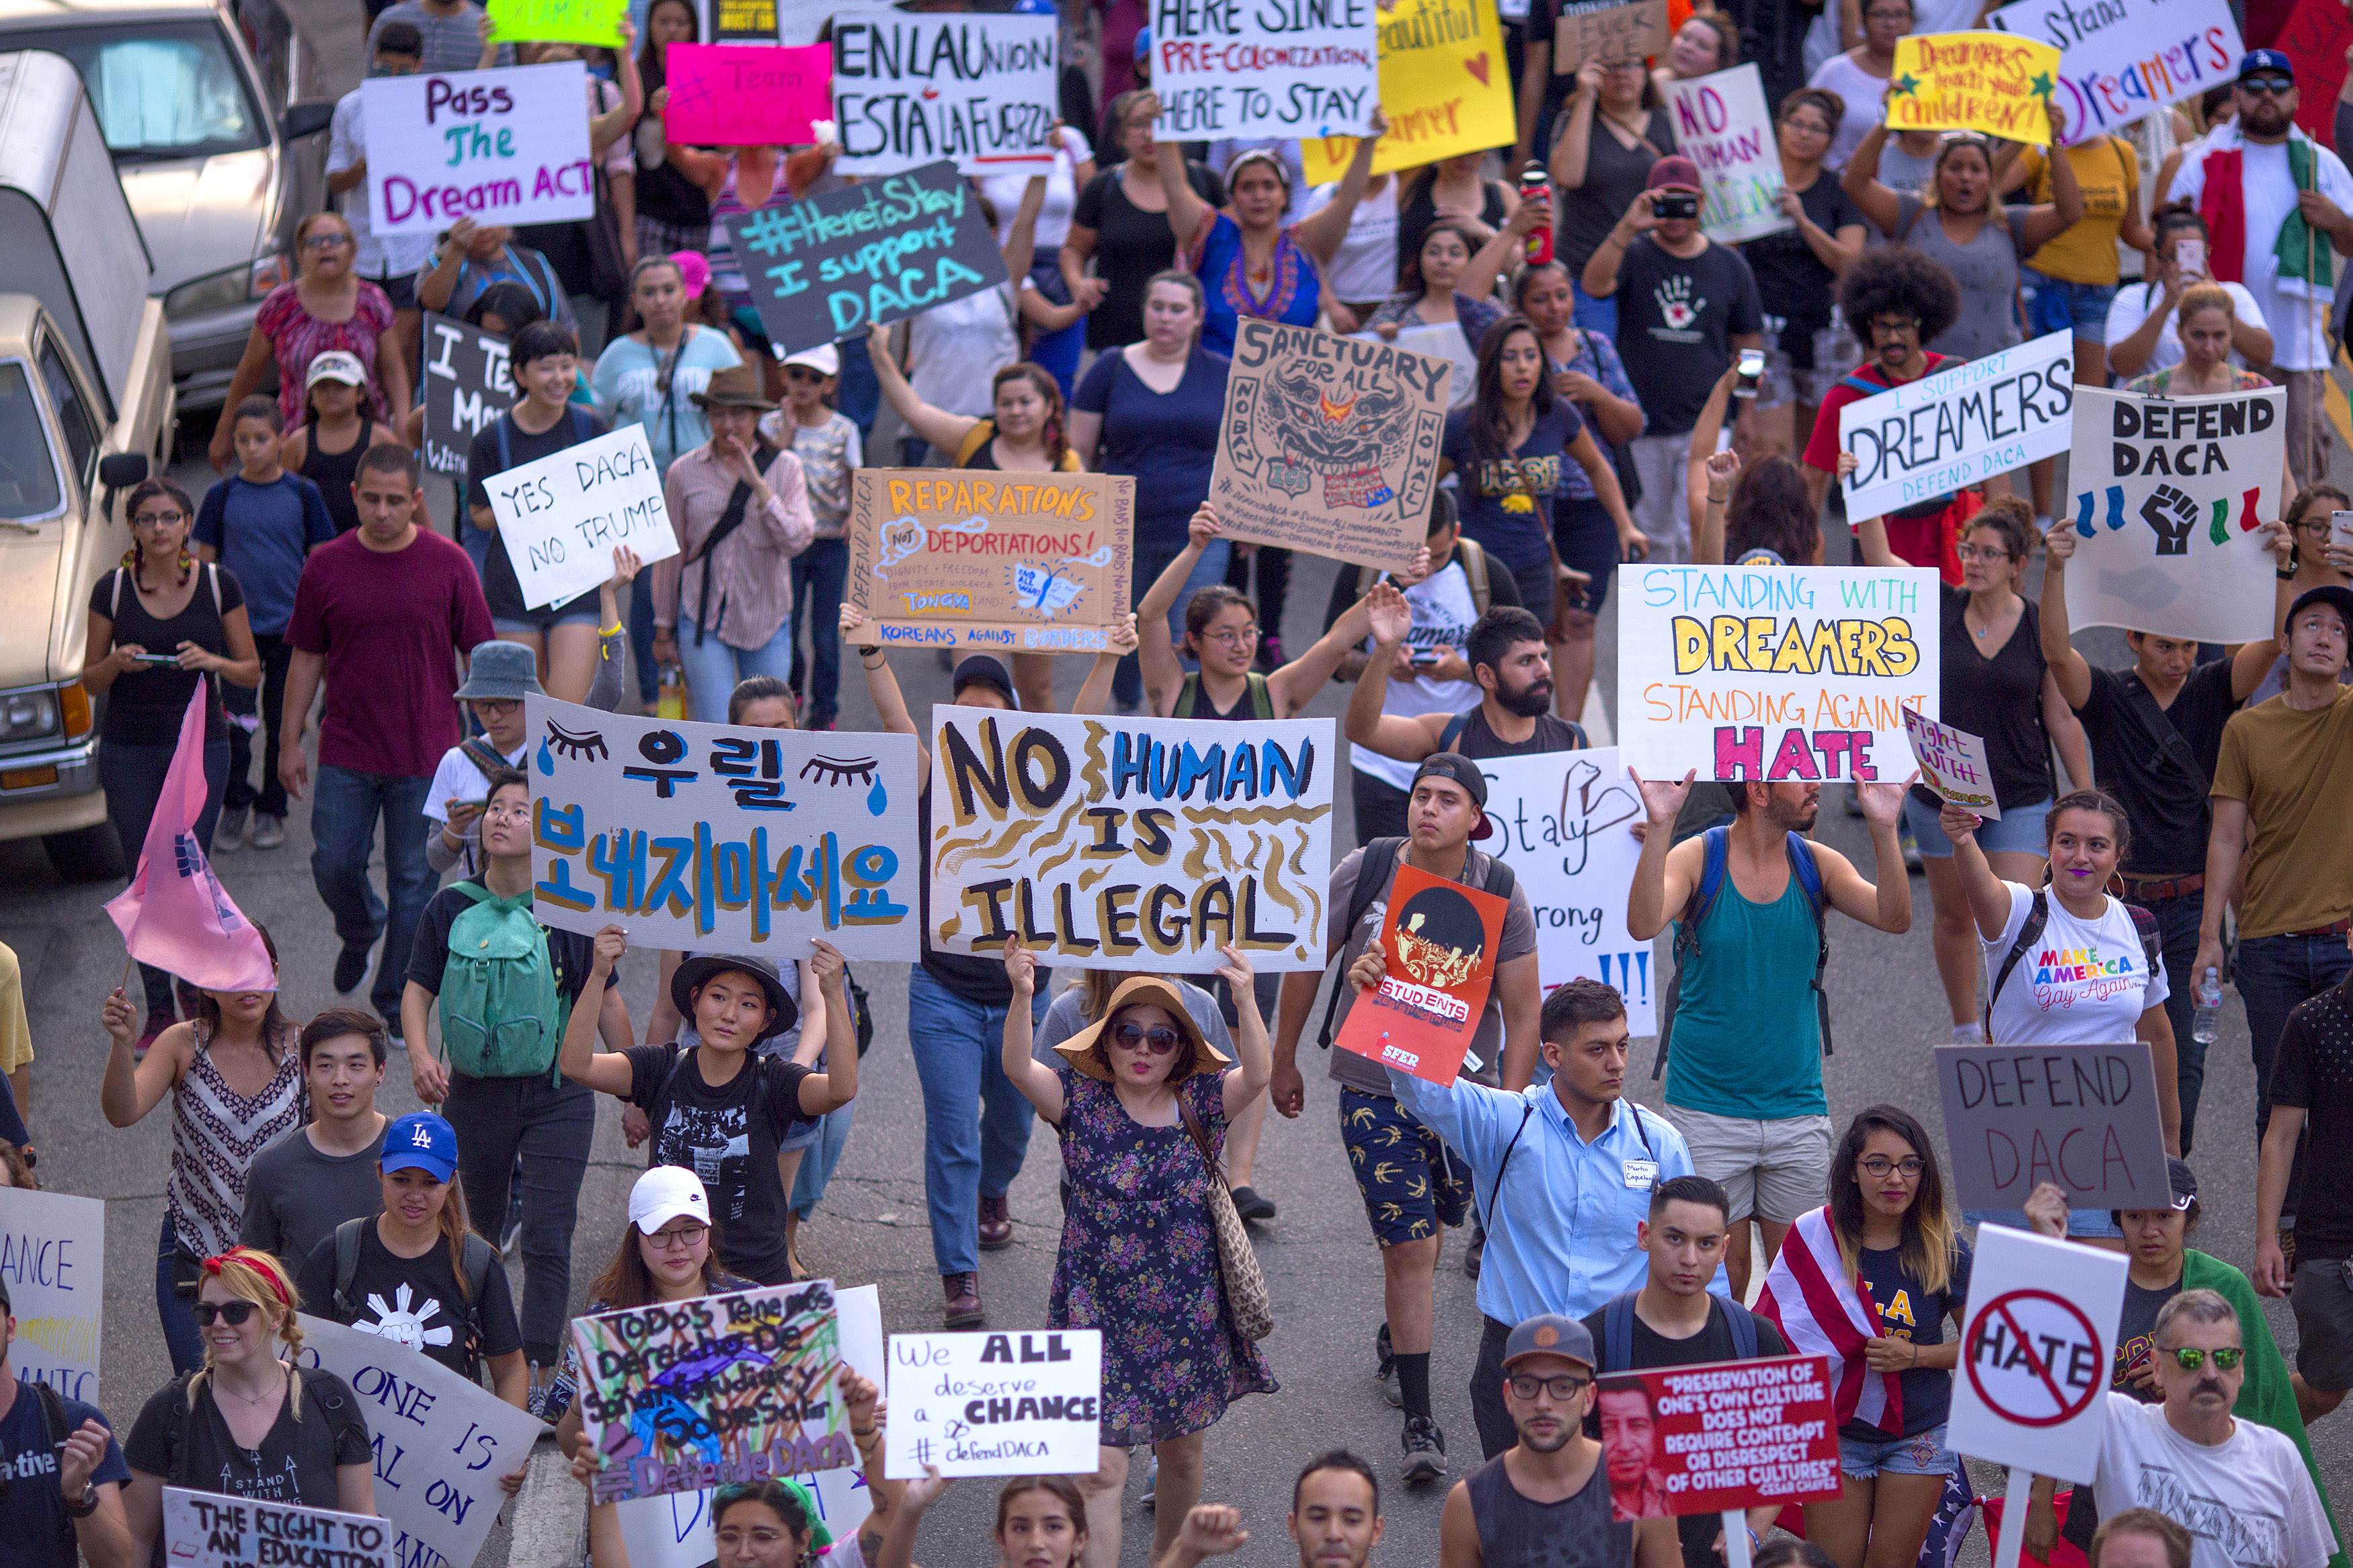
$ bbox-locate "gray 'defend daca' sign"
[1935,1042,2171,1211]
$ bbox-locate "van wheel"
[42,823,122,880]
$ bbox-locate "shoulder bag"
[1174,1094,1273,1341]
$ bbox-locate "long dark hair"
[1726,457,1819,564]
[1401,217,1484,300]
[1469,314,1555,464]
[194,919,292,1060]
[637,0,695,94]
[1827,1104,1955,1295]
[990,363,1067,469]
[587,1216,732,1309]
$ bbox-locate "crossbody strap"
[2117,671,2210,792]
[1175,1091,1222,1181]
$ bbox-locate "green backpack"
[438,883,569,1082]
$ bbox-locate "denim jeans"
[155,1216,206,1374]
[224,633,293,819]
[676,611,797,725]
[309,765,436,1023]
[1111,536,1232,710]
[440,1072,596,1366]
[791,1102,855,1220]
[101,735,229,1018]
[2144,889,2209,1153]
[788,538,851,726]
[906,966,1047,1276]
[2237,931,2353,1220]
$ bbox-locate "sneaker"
[1375,1323,1401,1408]
[525,1365,550,1421]
[978,1193,1013,1251]
[1401,1415,1447,1485]
[333,943,372,995]
[382,1015,406,1052]
[249,813,285,850]
[502,1210,524,1259]
[1140,1454,1158,1510]
[1230,1185,1276,1222]
[943,1272,984,1329]
[214,806,248,853]
[1464,1219,1486,1280]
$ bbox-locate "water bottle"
[657,665,687,723]
[1519,162,1554,267]
[2192,966,2222,1044]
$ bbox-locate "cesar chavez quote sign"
[832,11,1062,173]
[364,60,594,236]
[1597,1356,1842,1522]
[1148,0,1378,140]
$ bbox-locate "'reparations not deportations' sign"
[884,1331,1105,1479]
[1209,319,1451,572]
[420,314,512,479]
[1901,708,1999,817]
[1149,0,1378,141]
[845,470,1133,655]
[575,1279,852,1505]
[2065,384,2284,643]
[484,423,679,610]
[1666,64,1788,245]
[1887,32,2063,143]
[1335,861,1507,1084]
[364,60,594,236]
[1935,1042,2173,1212]
[0,1189,103,1402]
[163,1489,390,1568]
[526,696,920,960]
[663,43,832,147]
[1616,565,1940,782]
[1838,331,2075,521]
[1477,749,1654,1035]
[1298,0,1516,181]
[1985,0,2240,146]
[928,708,1334,973]
[1597,1356,1843,1521]
[733,161,1006,360]
[832,12,1062,174]
[1552,0,1669,70]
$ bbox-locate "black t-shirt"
[1072,162,1226,349]
[2267,974,2353,1263]
[1741,173,1863,352]
[1611,238,1763,436]
[1846,1237,1972,1440]
[463,407,608,621]
[624,1042,815,1285]
[89,565,246,745]
[295,1223,525,1380]
[124,1368,372,1505]
[917,782,1049,1004]
[405,883,599,1003]
[1913,585,2054,815]
[2073,659,2240,877]
[1398,175,1511,292]
[1552,105,1677,274]
[2059,1272,2182,1553]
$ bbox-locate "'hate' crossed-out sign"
[1947,1225,2126,1480]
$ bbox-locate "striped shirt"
[166,1023,306,1260]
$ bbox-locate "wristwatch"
[63,1481,99,1518]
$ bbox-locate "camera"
[1652,192,1700,220]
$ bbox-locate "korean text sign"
[525,696,920,960]
[928,707,1334,973]
[484,423,680,610]
[2065,385,2285,643]
[832,13,1062,173]
[1334,861,1507,1084]
[1596,1356,1842,1521]
[573,1279,852,1505]
[1551,0,1669,69]
[487,0,625,45]
[1149,0,1378,141]
[1477,749,1654,1035]
[163,1489,390,1568]
[0,1189,103,1401]
[846,470,1135,655]
[733,161,1006,360]
[884,1331,1104,1478]
[420,314,512,479]
[296,1315,543,1568]
[1298,0,1515,180]
[1837,331,2075,520]
[1935,1043,2172,1211]
[1887,32,2062,143]
[1616,565,1939,782]
[1666,65,1788,245]
[1985,0,2239,146]
[1209,319,1451,572]
[663,44,832,147]
[1901,710,1999,817]
[1947,1225,2126,1479]
[364,61,594,237]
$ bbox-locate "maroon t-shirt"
[286,528,493,778]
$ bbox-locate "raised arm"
[1696,449,1741,565]
[2037,523,2093,708]
[2014,104,2085,253]
[1625,770,1700,942]
[1000,174,1048,283]
[1345,582,1450,761]
[797,939,860,1113]
[1072,614,1141,715]
[1840,122,1906,238]
[1461,193,1551,305]
[1213,945,1272,1117]
[1138,504,1219,712]
[1684,364,1742,527]
[864,322,985,454]
[1295,110,1388,266]
[559,926,640,1098]
[1140,93,1215,250]
[2229,520,2298,698]
[589,22,643,153]
[1937,804,2015,939]
[2044,669,2091,791]
[98,989,184,1126]
[998,940,1066,1122]
[1268,591,1378,714]
[1823,776,1915,933]
[1580,188,1653,298]
[1548,59,1606,190]
[1512,33,1555,169]
[839,606,928,772]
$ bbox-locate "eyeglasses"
[2241,77,2295,96]
[1956,543,2015,563]
[1111,1022,1183,1055]
[473,699,520,716]
[2164,1346,2243,1371]
[192,1300,260,1326]
[647,1223,709,1250]
[134,509,188,526]
[1784,118,1833,136]
[1868,317,1920,337]
[784,366,828,381]
[2293,517,2334,533]
[1863,7,1912,17]
[1508,1373,1591,1401]
[1858,1155,1925,1178]
[1202,626,1261,649]
[303,233,352,250]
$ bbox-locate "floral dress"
[1048,1067,1276,1446]
[255,282,395,428]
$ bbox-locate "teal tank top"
[1663,870,1827,1120]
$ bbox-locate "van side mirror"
[281,100,335,141]
[98,453,147,491]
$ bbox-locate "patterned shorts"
[1340,1088,1474,1246]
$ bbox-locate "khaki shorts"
[1666,1104,1834,1224]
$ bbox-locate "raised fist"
[2139,484,2198,556]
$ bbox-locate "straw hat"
[1053,976,1232,1082]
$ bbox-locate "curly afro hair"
[1838,246,1960,348]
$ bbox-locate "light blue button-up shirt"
[1390,1069,1723,1327]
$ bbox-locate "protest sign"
[1985,0,2238,145]
[296,1315,541,1568]
[1551,0,1669,70]
[1297,0,1515,180]
[927,706,1334,973]
[574,1278,852,1505]
[733,161,1006,360]
[487,0,623,46]
[663,44,832,147]
[1616,565,1940,782]
[163,1489,391,1568]
[1347,323,1476,410]
[1665,65,1787,245]
[832,12,1061,173]
[1837,331,2075,520]
[1948,1225,2126,1479]
[2276,0,2350,141]
[884,1331,1104,1478]
[1936,1043,2171,1212]
[483,423,679,610]
[844,470,1134,655]
[1887,32,2062,142]
[1209,319,1451,572]
[364,61,594,237]
[703,0,778,43]
[1148,0,1378,141]
[1335,861,1508,1084]
[526,696,920,960]
[1595,1356,1841,1521]
[619,1286,883,1568]
[0,1189,102,1401]
[2063,384,2284,643]
[1901,710,1999,818]
[420,315,512,479]
[1477,749,1654,1035]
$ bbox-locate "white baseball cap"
[629,1165,711,1234]
[779,342,839,376]
[305,349,368,388]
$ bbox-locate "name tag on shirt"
[1623,1158,1658,1190]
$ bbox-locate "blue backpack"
[1600,1288,1761,1369]
[1652,825,1830,1078]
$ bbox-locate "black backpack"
[331,1217,500,1380]
[1315,837,1517,1049]
[1985,886,2165,1034]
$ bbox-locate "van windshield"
[0,365,63,521]
[0,22,264,161]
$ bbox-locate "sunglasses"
[192,1299,261,1326]
[1111,1022,1183,1055]
[2241,77,2294,96]
[2165,1346,2243,1370]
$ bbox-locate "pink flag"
[104,685,276,993]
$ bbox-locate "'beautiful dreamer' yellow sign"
[1888,32,2063,143]
[1301,0,1515,181]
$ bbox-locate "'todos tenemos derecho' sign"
[364,61,594,236]
[1838,331,2075,520]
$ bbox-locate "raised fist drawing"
[2139,484,2198,556]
